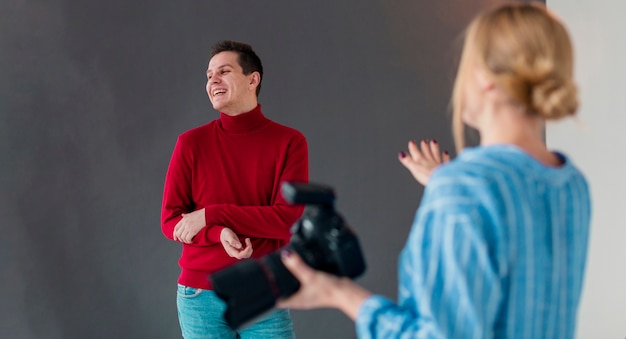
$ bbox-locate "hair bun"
[509,57,579,119]
[531,76,578,119]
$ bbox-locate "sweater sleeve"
[193,132,309,245]
[160,136,221,244]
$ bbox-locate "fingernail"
[444,151,449,155]
[431,139,437,144]
[281,249,292,258]
[422,139,428,144]
[398,151,406,158]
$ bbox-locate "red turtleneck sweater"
[161,104,309,289]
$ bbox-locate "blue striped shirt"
[356,144,591,338]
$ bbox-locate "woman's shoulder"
[429,144,588,201]
[426,146,529,199]
[433,144,560,180]
[431,147,505,183]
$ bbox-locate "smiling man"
[161,40,309,339]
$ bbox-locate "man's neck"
[221,100,258,117]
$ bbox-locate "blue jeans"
[177,284,295,339]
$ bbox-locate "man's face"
[206,51,258,115]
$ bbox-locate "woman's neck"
[478,104,562,167]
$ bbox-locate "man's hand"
[220,228,253,259]
[173,208,206,244]
[399,139,450,186]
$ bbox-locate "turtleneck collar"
[219,104,269,133]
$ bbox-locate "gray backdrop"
[1,1,518,338]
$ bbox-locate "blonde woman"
[278,2,590,338]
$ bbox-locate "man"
[161,40,308,339]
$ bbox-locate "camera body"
[209,182,367,329]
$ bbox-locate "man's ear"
[249,72,261,90]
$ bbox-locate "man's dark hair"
[210,40,264,96]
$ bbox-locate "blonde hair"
[451,2,578,151]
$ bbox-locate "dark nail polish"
[422,139,428,144]
[432,139,437,144]
[399,151,406,158]
[281,249,292,258]
[444,151,449,155]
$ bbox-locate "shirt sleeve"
[356,185,504,338]
[193,133,309,245]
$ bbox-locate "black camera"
[209,182,367,329]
